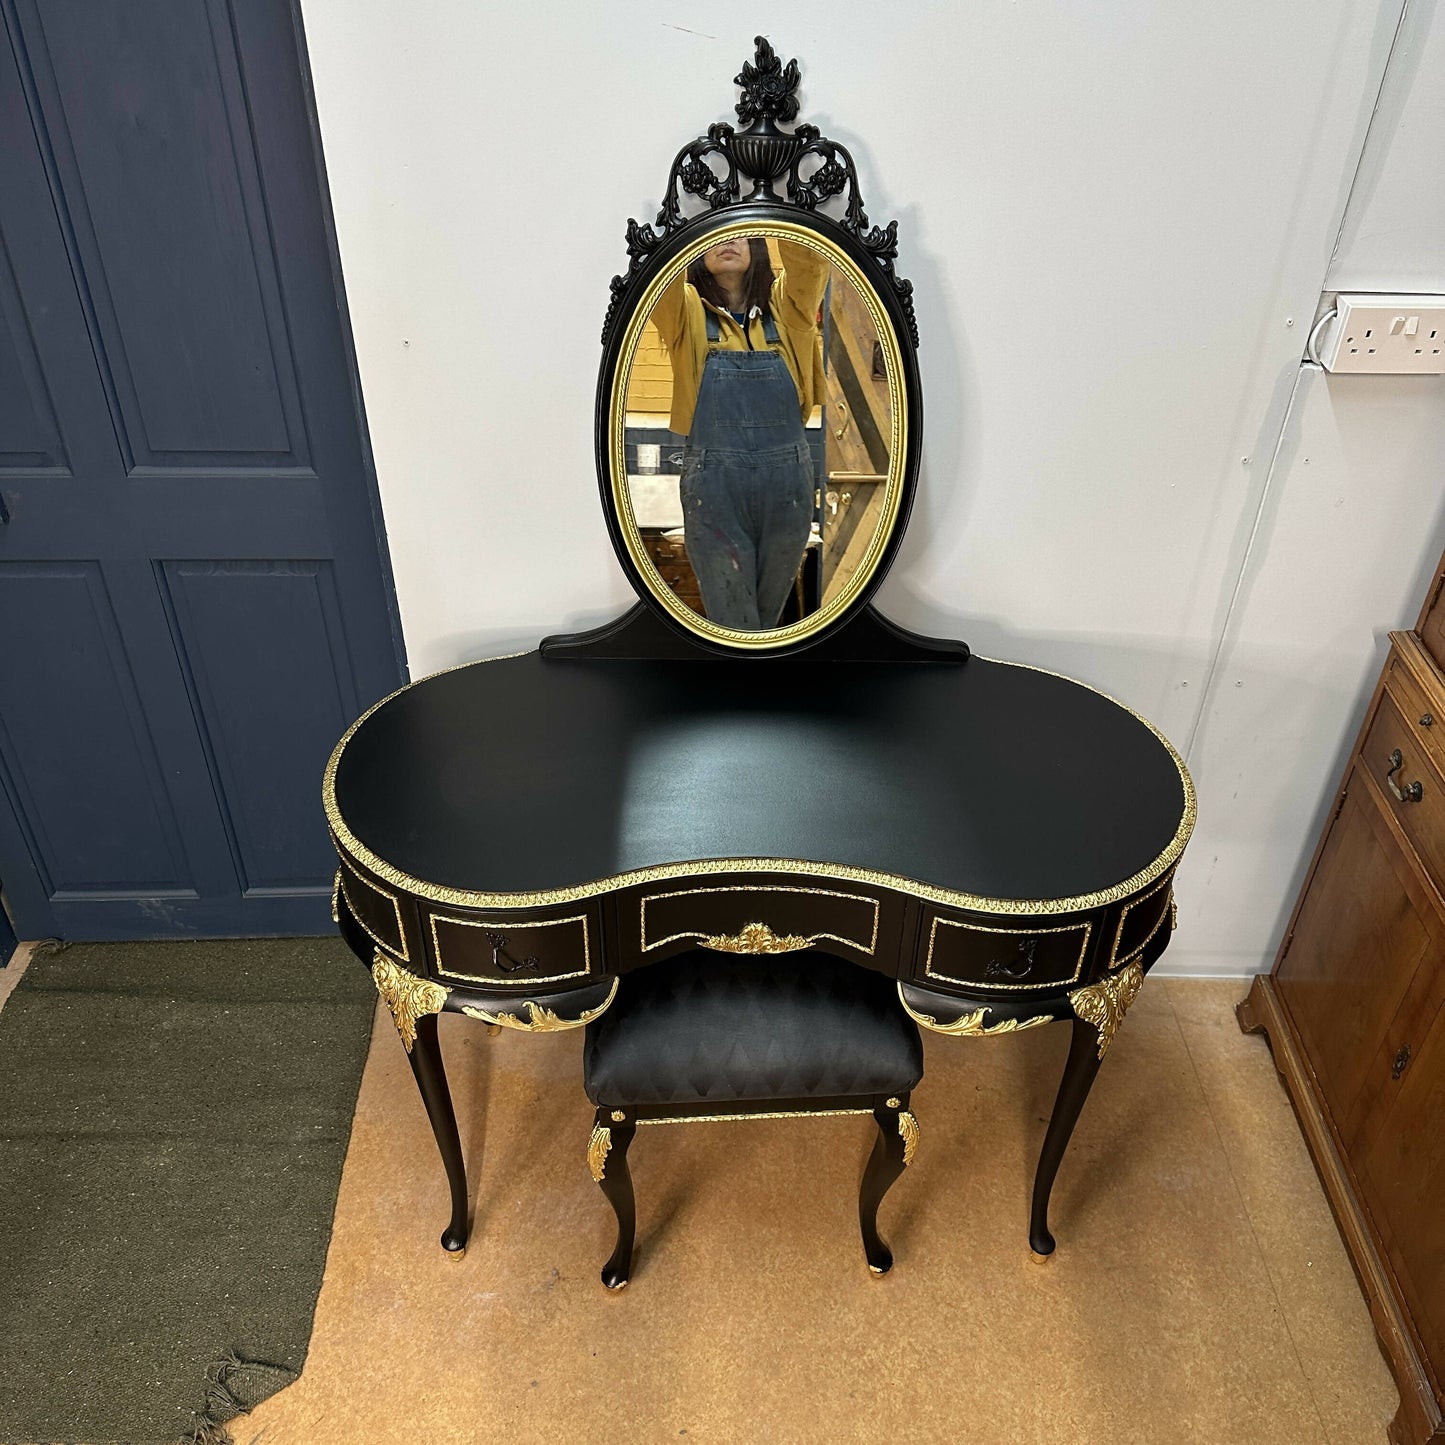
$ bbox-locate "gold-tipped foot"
[1028,1248,1053,1265]
[868,1264,887,1275]
[445,1246,466,1262]
[605,1278,629,1291]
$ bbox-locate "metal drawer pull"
[1421,712,1434,727]
[1392,1044,1411,1080]
[1385,749,1423,803]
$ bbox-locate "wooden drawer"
[913,908,1094,994]
[633,881,888,962]
[1416,565,1445,678]
[424,904,599,989]
[1362,687,1445,887]
[1384,649,1445,781]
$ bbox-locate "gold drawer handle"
[1386,748,1423,804]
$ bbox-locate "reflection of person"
[650,235,828,629]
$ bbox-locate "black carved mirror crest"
[602,37,918,350]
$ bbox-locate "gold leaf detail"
[698,921,813,954]
[1069,959,1145,1060]
[460,977,620,1033]
[896,986,1053,1037]
[898,1110,920,1167]
[371,953,449,1054]
[331,868,342,924]
[588,1124,612,1182]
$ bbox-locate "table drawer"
[635,881,884,960]
[424,905,598,988]
[915,909,1094,993]
[1362,689,1445,884]
[337,859,417,964]
[1107,872,1175,969]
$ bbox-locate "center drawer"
[913,907,1095,993]
[632,881,889,963]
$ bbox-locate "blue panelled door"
[0,0,405,939]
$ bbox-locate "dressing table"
[325,40,1195,1271]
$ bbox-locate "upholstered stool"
[582,949,923,1288]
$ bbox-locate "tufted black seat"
[584,950,923,1105]
[581,949,923,1288]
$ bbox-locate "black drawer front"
[917,911,1094,993]
[635,882,885,960]
[1109,873,1174,967]
[426,906,597,988]
[338,860,414,964]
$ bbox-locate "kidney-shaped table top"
[326,652,1193,915]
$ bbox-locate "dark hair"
[688,236,775,320]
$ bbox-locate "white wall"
[301,0,1445,976]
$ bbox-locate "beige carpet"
[0,955,1396,1443]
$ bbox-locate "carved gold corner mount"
[896,985,1053,1038]
[699,921,813,954]
[898,1109,920,1166]
[1069,959,1145,1060]
[588,1124,612,1182]
[460,976,620,1033]
[371,953,449,1053]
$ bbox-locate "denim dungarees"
[679,309,814,630]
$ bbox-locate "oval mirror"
[605,215,915,651]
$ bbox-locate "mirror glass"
[611,220,906,642]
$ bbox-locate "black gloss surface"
[332,654,1187,901]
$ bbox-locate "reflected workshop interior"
[623,231,895,630]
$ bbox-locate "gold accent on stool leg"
[446,1247,466,1262]
[588,1124,612,1182]
[885,1097,901,1110]
[371,953,449,1054]
[898,1110,920,1166]
[611,1110,626,1122]
[1069,959,1145,1060]
[331,868,342,924]
[460,976,620,1032]
[698,921,813,954]
[896,985,1054,1038]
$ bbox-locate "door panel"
[0,0,404,939]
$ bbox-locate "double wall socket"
[1316,295,1445,374]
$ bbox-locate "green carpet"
[0,937,376,1445]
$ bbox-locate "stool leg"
[590,1107,637,1289]
[860,1098,916,1274]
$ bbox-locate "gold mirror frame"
[607,217,909,651]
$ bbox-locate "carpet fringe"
[175,1351,299,1445]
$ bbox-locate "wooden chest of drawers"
[1242,551,1445,1445]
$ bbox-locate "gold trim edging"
[371,954,449,1053]
[1069,959,1145,1060]
[460,977,620,1033]
[588,1125,612,1182]
[324,652,1195,919]
[898,1110,920,1166]
[896,985,1054,1038]
[635,1108,873,1125]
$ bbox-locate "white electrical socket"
[1317,294,1445,374]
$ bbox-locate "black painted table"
[326,649,1194,1258]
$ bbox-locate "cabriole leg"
[590,1108,637,1290]
[859,1098,915,1274]
[406,1012,469,1258]
[1029,1016,1104,1258]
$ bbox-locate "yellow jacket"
[650,238,829,437]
